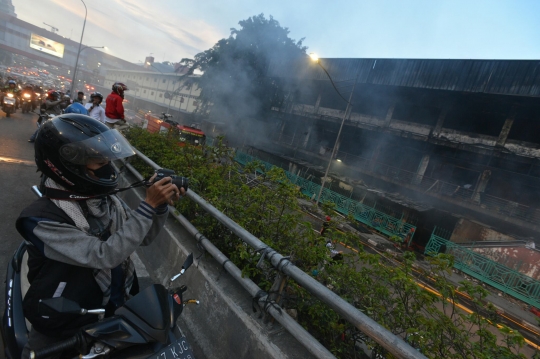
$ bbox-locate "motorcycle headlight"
[7,93,13,98]
[35,93,40,96]
[24,93,31,98]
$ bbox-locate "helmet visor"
[59,129,135,165]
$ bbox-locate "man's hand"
[145,174,185,208]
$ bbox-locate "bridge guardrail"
[425,226,540,309]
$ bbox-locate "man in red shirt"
[105,82,128,129]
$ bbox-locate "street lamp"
[310,53,360,205]
[69,0,87,98]
[71,46,105,95]
[147,62,173,114]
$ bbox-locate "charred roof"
[270,58,540,98]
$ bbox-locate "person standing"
[85,92,106,123]
[73,91,85,104]
[320,216,331,236]
[105,82,128,129]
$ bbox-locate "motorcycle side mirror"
[39,297,83,315]
[182,253,193,271]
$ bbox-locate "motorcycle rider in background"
[60,94,71,111]
[2,80,21,110]
[32,84,44,111]
[105,82,129,129]
[85,92,106,124]
[43,91,67,115]
[18,114,183,357]
[28,91,68,143]
[20,85,35,112]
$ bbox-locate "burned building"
[252,58,540,250]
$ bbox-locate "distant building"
[103,68,201,122]
[0,9,141,89]
[0,0,16,17]
[263,57,540,247]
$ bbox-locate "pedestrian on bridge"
[320,215,331,236]
[85,92,106,124]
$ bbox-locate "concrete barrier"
[117,170,316,359]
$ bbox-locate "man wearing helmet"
[44,91,67,115]
[18,114,184,356]
[4,79,19,94]
[85,92,106,123]
[105,82,128,129]
[3,79,20,110]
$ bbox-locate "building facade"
[103,68,201,122]
[262,58,540,248]
[0,0,15,17]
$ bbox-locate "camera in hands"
[149,168,189,192]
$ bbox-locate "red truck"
[144,113,206,146]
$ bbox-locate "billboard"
[29,33,65,58]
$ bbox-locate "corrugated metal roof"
[269,58,540,97]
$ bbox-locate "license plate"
[147,337,195,359]
[4,98,14,105]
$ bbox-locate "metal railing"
[127,148,427,359]
[272,137,540,226]
[424,227,540,309]
[235,151,417,240]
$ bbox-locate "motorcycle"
[33,92,42,111]
[2,187,198,359]
[2,92,16,117]
[21,92,33,114]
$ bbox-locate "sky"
[11,0,540,64]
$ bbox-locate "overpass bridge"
[0,12,140,81]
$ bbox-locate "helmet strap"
[40,178,148,201]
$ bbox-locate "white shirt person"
[85,101,106,124]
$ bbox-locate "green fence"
[425,226,540,309]
[234,151,416,240]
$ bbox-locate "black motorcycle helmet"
[35,114,135,195]
[90,92,104,103]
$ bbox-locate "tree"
[181,14,307,130]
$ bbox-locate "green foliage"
[125,127,528,359]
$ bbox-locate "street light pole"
[71,45,105,93]
[313,56,360,205]
[70,0,87,99]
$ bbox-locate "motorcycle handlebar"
[30,335,79,359]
